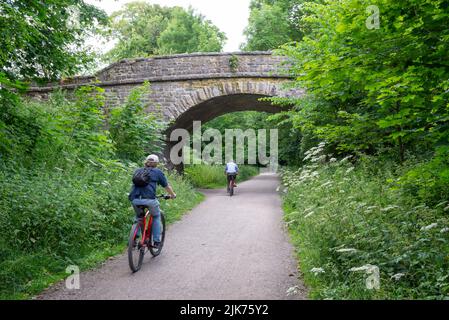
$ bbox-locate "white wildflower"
[440,227,449,233]
[310,267,325,275]
[391,273,405,281]
[420,223,438,231]
[304,211,315,218]
[350,265,372,272]
[311,154,326,163]
[319,181,333,188]
[336,248,357,253]
[345,167,355,174]
[381,205,399,212]
[340,155,353,163]
[329,158,337,163]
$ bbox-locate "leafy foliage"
[281,144,449,299]
[103,3,226,62]
[157,7,226,55]
[0,84,202,299]
[275,0,449,162]
[241,0,306,51]
[109,82,166,162]
[184,164,259,189]
[0,0,107,83]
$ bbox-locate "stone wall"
[26,52,301,124]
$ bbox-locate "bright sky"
[85,0,251,52]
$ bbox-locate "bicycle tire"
[229,179,234,197]
[149,213,166,257]
[128,222,145,272]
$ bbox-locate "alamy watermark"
[66,5,81,30]
[366,5,380,30]
[350,264,380,290]
[65,265,80,290]
[169,121,279,172]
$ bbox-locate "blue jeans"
[131,198,162,243]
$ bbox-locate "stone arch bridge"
[27,52,302,167]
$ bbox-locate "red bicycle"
[128,195,171,272]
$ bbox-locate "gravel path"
[37,173,307,300]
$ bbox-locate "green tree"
[103,2,173,62]
[103,3,226,61]
[0,0,107,157]
[275,0,449,161]
[0,0,107,85]
[157,7,226,55]
[241,0,305,51]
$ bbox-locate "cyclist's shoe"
[152,241,161,249]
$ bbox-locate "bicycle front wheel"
[128,222,145,272]
[149,213,166,257]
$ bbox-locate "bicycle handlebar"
[157,194,173,200]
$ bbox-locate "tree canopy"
[241,0,305,51]
[275,0,449,159]
[103,3,226,62]
[0,0,107,87]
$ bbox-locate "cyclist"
[224,159,239,189]
[128,154,176,249]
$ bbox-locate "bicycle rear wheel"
[149,213,166,257]
[128,222,145,272]
[229,179,234,196]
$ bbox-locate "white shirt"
[225,162,239,174]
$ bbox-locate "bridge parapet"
[27,52,291,92]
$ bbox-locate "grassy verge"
[184,164,260,189]
[0,162,204,300]
[280,156,449,300]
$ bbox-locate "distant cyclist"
[224,159,239,188]
[128,154,176,249]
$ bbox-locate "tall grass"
[0,85,205,299]
[184,164,260,188]
[281,144,449,299]
[0,160,203,300]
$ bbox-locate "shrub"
[184,164,259,188]
[281,143,449,299]
[0,160,203,299]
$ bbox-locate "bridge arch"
[26,52,303,169]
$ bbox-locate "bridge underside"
[167,93,281,132]
[164,93,289,172]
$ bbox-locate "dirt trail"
[37,173,307,300]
